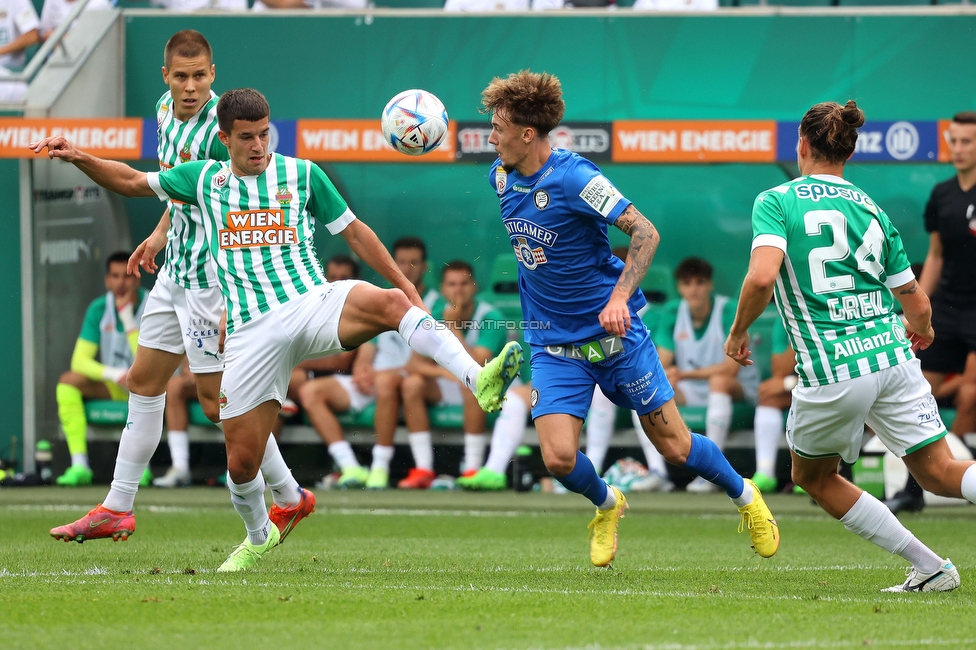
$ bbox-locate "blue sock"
[685,433,744,499]
[555,451,608,507]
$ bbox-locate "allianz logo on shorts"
[545,334,623,364]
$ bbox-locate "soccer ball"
[380,89,449,156]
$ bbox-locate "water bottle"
[35,440,53,485]
[512,445,535,493]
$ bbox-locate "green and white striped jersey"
[146,153,354,334]
[752,174,915,387]
[155,90,228,290]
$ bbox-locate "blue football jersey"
[489,149,647,346]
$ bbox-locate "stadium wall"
[119,12,974,292]
[0,159,22,466]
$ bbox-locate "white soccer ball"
[380,89,449,156]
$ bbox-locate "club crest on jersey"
[513,237,547,271]
[533,189,550,210]
[496,168,507,195]
[179,143,192,164]
[275,186,293,206]
[218,390,227,409]
[211,169,230,191]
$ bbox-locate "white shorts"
[219,281,361,420]
[787,358,947,465]
[332,374,377,413]
[138,275,224,374]
[435,376,463,406]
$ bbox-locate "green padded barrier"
[335,403,378,428]
[679,402,755,432]
[430,404,500,428]
[85,400,128,426]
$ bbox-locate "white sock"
[584,389,616,473]
[753,406,783,477]
[398,307,480,391]
[463,433,487,472]
[731,481,754,508]
[71,453,90,470]
[371,444,395,472]
[839,491,940,571]
[103,392,166,513]
[227,471,271,546]
[960,464,976,504]
[484,392,528,474]
[328,440,361,471]
[262,435,301,509]
[167,430,190,472]
[408,431,434,471]
[631,410,667,474]
[705,392,733,451]
[597,483,617,510]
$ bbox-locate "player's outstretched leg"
[393,306,522,413]
[50,505,135,543]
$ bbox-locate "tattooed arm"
[600,205,660,336]
[893,278,934,351]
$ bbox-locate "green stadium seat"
[640,266,674,305]
[479,290,523,321]
[188,401,219,428]
[489,252,520,295]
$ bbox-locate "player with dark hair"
[654,256,760,493]
[481,70,778,567]
[53,252,144,487]
[32,87,522,571]
[727,100,976,592]
[49,32,314,545]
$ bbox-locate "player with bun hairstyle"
[727,100,976,592]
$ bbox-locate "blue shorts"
[528,332,674,420]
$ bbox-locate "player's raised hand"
[28,136,81,161]
[724,331,754,366]
[599,296,631,337]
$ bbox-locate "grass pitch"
[1,487,974,649]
